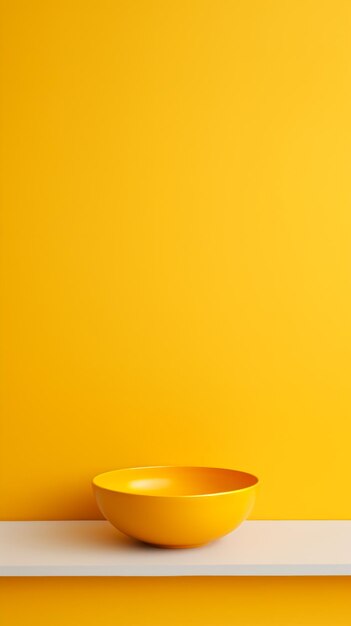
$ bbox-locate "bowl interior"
[93,466,258,497]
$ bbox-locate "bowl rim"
[92,465,259,498]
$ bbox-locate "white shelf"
[1,520,351,577]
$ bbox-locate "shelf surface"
[1,520,351,577]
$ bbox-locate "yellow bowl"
[93,466,258,548]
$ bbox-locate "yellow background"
[2,0,351,522]
[1,0,351,623]
[1,577,351,626]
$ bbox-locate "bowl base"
[146,542,206,549]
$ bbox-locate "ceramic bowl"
[93,465,258,548]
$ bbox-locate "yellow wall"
[2,0,351,522]
[2,1,351,624]
[1,577,351,626]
